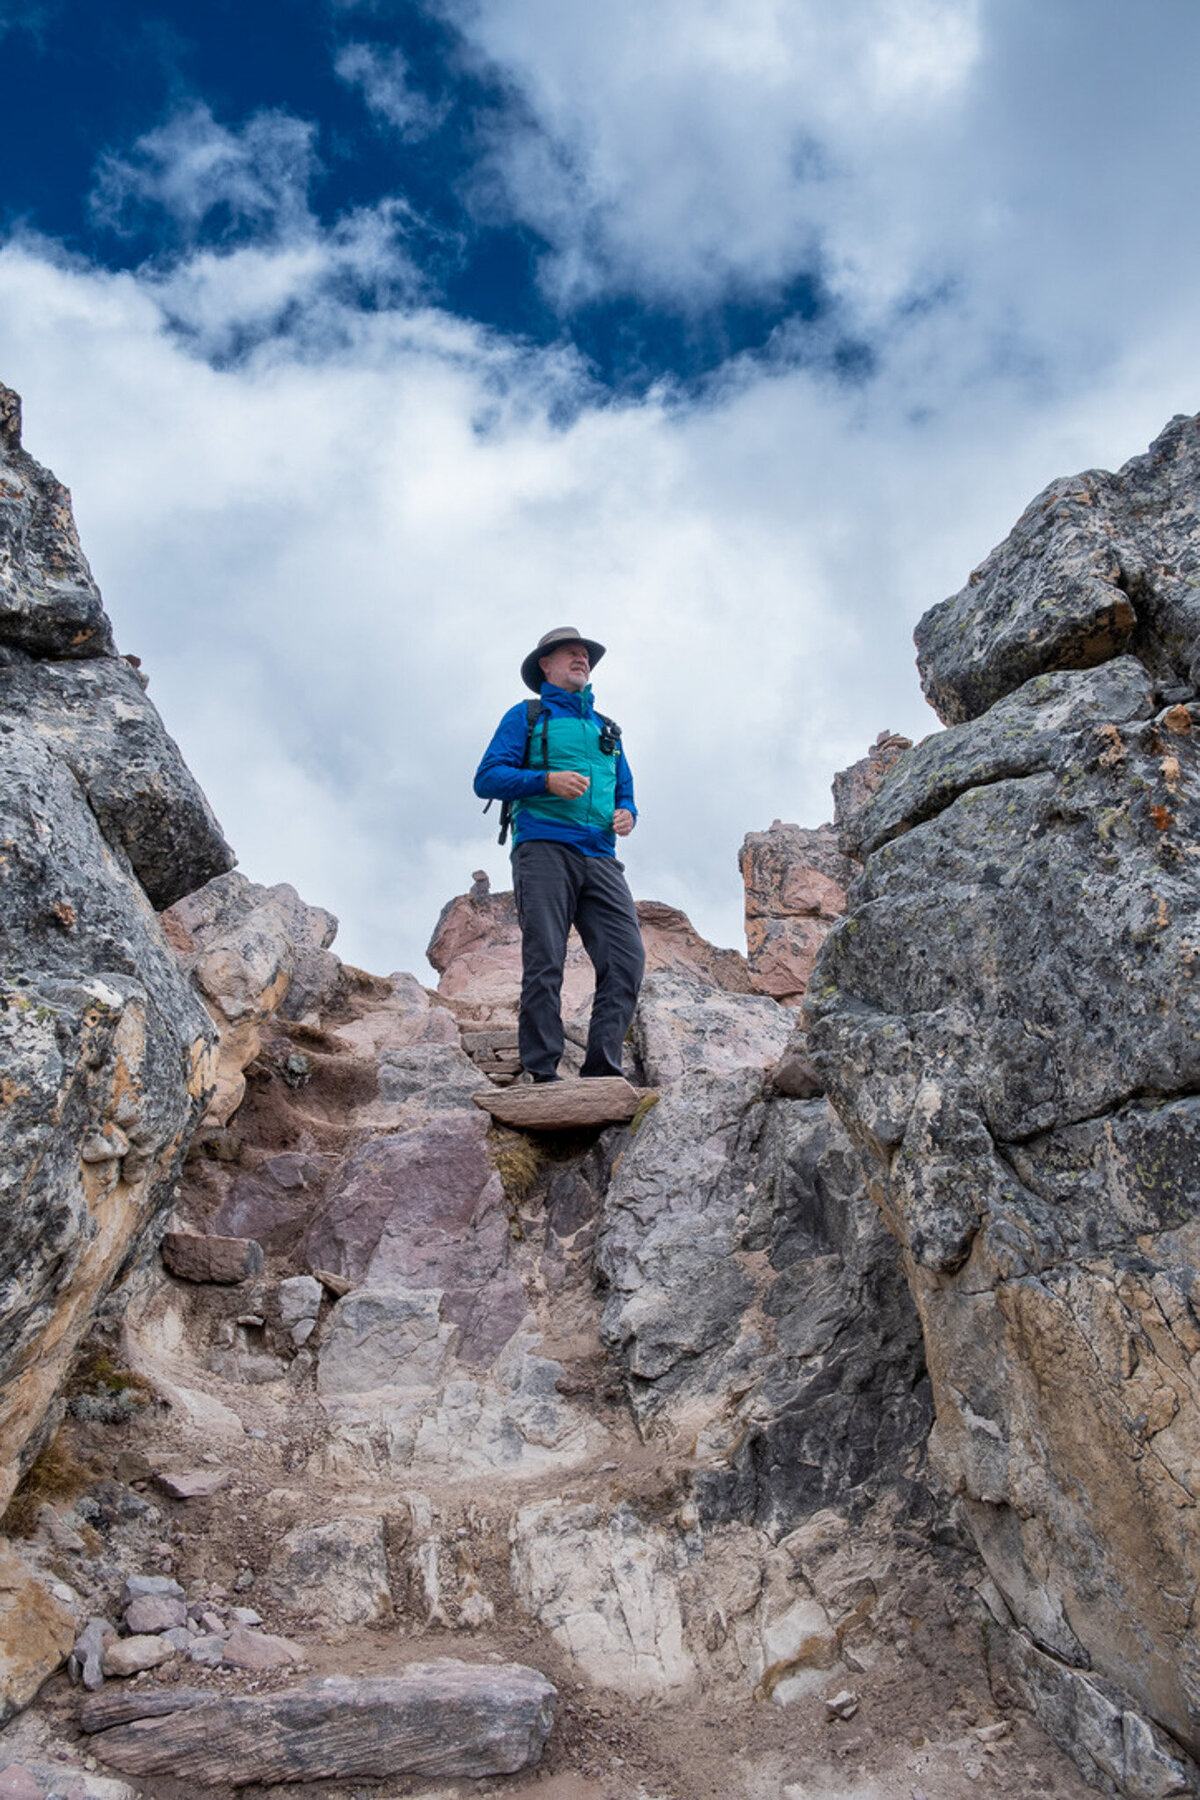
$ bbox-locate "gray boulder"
[916,411,1200,723]
[0,653,232,910]
[844,657,1156,858]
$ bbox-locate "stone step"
[472,1076,651,1130]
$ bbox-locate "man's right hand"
[546,769,590,798]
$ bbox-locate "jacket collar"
[539,681,593,713]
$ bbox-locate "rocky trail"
[3,888,1093,1800]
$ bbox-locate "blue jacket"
[474,684,637,858]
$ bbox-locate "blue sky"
[3,0,1200,973]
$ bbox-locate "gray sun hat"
[520,625,606,693]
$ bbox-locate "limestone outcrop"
[808,411,1200,1796]
[0,385,234,1519]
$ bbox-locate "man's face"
[539,641,591,692]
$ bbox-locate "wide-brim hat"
[520,625,606,692]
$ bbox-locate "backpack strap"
[524,697,548,770]
[494,699,546,846]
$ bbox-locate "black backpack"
[485,698,621,846]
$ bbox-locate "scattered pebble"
[825,1689,860,1721]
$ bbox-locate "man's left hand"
[613,809,635,837]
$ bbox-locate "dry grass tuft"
[1,1430,99,1538]
[488,1126,544,1200]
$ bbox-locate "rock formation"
[3,379,1182,1800]
[0,386,233,1529]
[808,412,1200,1798]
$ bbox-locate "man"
[474,626,645,1083]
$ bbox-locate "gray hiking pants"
[512,840,645,1080]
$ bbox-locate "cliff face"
[0,386,234,1515]
[809,413,1200,1792]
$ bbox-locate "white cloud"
[5,217,1199,977]
[90,104,321,242]
[336,41,450,141]
[4,1,1200,977]
[448,0,983,310]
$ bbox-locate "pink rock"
[427,887,755,1028]
[0,1765,44,1800]
[427,888,587,1027]
[831,730,912,826]
[304,1110,524,1367]
[212,1154,333,1255]
[332,973,459,1056]
[305,1112,500,1288]
[221,1625,303,1671]
[124,1593,188,1633]
[739,822,855,1007]
[635,901,755,992]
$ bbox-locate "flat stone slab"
[161,1232,263,1284]
[153,1468,232,1501]
[474,1077,649,1131]
[82,1663,556,1785]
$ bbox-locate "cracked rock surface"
[809,410,1200,1794]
